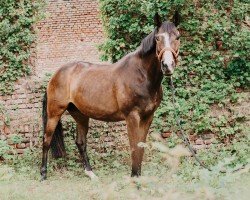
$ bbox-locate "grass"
[0,133,249,200]
[0,162,249,200]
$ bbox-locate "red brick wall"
[0,79,42,154]
[36,0,106,75]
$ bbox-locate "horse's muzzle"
[161,62,174,76]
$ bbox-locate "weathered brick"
[204,139,212,145]
[22,138,30,143]
[195,138,204,145]
[17,143,26,149]
[16,149,25,154]
[0,134,7,140]
[193,144,206,150]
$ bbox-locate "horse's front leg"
[126,111,154,177]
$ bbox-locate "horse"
[41,13,181,180]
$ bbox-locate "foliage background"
[99,0,249,142]
[0,0,44,94]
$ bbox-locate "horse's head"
[154,13,180,76]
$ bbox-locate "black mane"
[137,29,157,57]
[137,22,176,57]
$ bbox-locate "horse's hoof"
[84,169,99,180]
[40,175,47,182]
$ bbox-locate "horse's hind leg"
[41,116,61,180]
[76,120,98,179]
[41,93,68,181]
[67,105,97,179]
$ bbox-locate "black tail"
[42,92,66,158]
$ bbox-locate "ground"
[0,163,249,200]
[0,135,249,200]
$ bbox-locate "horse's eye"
[155,36,160,41]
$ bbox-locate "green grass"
[0,162,249,200]
[0,134,249,200]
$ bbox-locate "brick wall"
[36,0,106,75]
[0,79,42,154]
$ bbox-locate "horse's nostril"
[166,68,171,73]
[161,61,168,68]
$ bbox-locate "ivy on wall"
[0,0,44,94]
[99,0,249,139]
[99,0,171,62]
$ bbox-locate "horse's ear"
[154,13,162,28]
[173,10,180,27]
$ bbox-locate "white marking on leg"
[85,169,98,180]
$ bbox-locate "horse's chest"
[142,92,162,114]
[144,100,158,112]
[118,82,163,116]
[130,87,162,117]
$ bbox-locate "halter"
[157,47,179,63]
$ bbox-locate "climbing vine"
[0,0,45,94]
[99,0,249,140]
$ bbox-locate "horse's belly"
[72,91,124,121]
[88,113,124,122]
[76,103,124,122]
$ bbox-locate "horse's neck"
[141,53,163,92]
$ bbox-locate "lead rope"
[169,76,211,171]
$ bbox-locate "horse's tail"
[42,92,66,158]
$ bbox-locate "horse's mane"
[137,29,157,57]
[137,22,176,57]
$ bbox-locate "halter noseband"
[157,47,179,63]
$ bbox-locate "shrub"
[0,0,44,94]
[99,0,249,139]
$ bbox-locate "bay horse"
[41,14,181,180]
